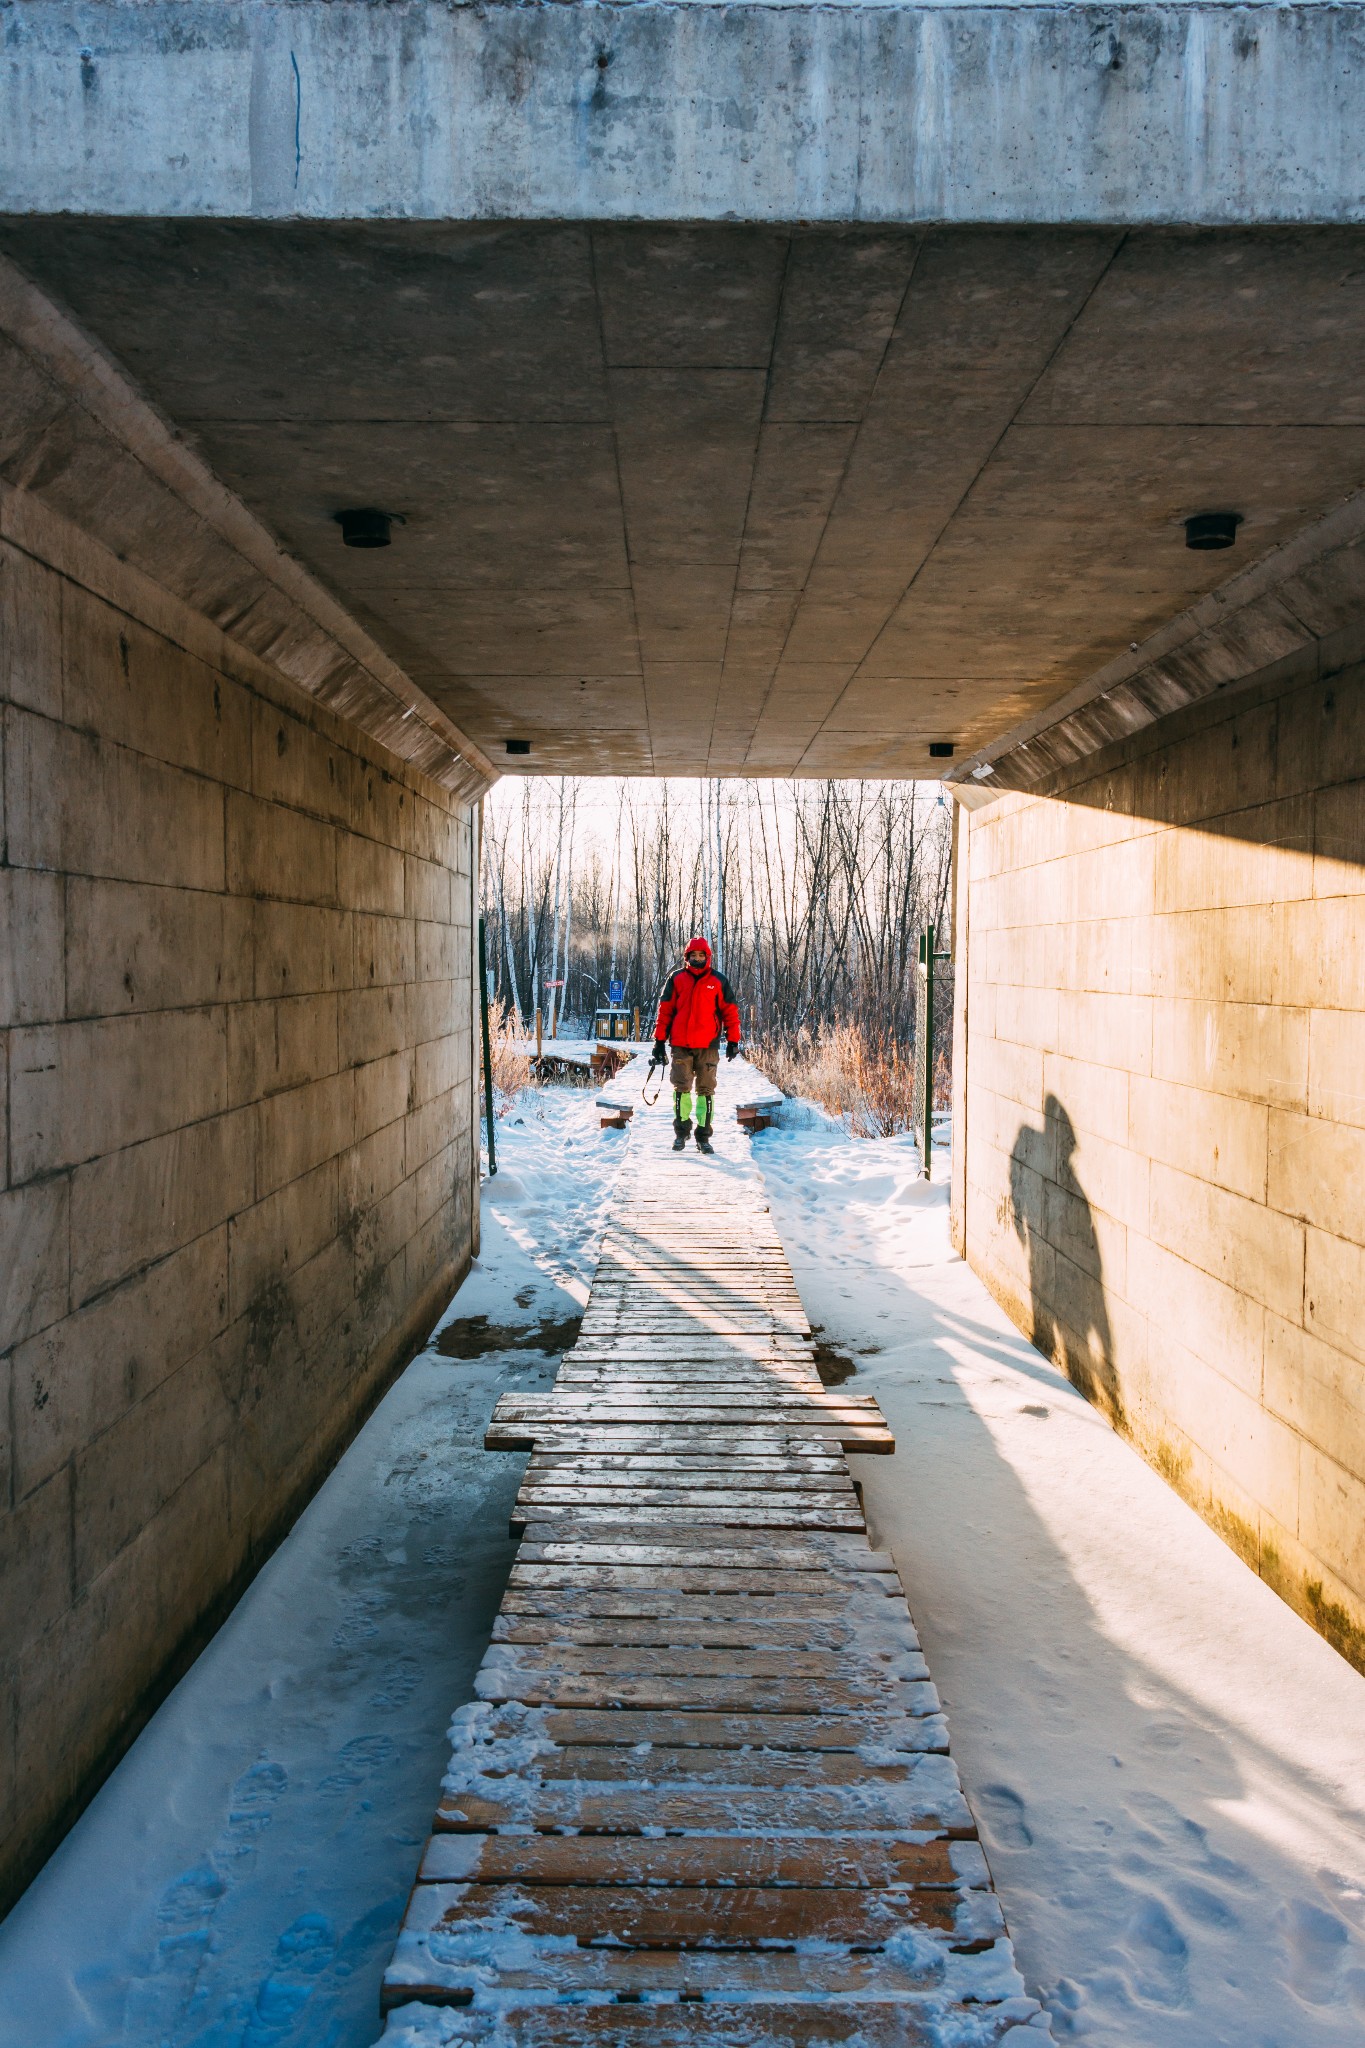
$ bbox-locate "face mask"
[686,956,706,969]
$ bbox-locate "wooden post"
[535,1006,543,1059]
[478,916,497,1177]
[633,1005,640,1041]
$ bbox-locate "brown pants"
[670,1046,719,1121]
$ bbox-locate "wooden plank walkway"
[377,1112,1041,2046]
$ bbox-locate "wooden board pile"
[376,1120,1047,2047]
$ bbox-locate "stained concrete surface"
[4,2,1365,228]
[951,652,1365,1667]
[0,489,478,1913]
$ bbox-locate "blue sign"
[608,978,625,1006]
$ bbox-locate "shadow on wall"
[1010,1095,1123,1428]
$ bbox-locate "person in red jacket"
[650,935,742,1154]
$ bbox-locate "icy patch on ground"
[0,1091,621,2048]
[755,1119,1365,2047]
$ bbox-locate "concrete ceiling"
[4,219,1365,777]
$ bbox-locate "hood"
[683,935,712,971]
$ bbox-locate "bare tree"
[483,778,953,1064]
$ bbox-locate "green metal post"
[478,915,497,1177]
[922,923,935,1181]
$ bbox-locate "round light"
[1185,512,1242,552]
[335,508,396,549]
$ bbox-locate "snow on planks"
[376,1115,1047,2046]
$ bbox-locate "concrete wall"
[952,651,1365,1671]
[0,489,478,1909]
[4,3,1365,226]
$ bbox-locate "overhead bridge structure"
[2,0,1365,1947]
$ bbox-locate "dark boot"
[672,1117,692,1151]
[695,1125,714,1155]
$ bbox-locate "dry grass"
[488,1001,535,1114]
[754,1019,920,1139]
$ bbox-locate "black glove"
[650,1042,667,1068]
[725,1041,739,1062]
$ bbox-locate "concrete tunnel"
[2,0,1365,1911]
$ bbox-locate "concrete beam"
[3,2,1365,227]
[948,484,1365,801]
[0,253,494,797]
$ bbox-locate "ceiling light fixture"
[928,742,955,759]
[335,507,403,549]
[506,739,532,756]
[1184,511,1242,551]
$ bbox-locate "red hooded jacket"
[654,937,742,1052]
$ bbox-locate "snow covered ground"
[0,1090,623,2048]
[755,1105,1365,2048]
[4,1082,1363,2048]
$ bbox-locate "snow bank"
[754,1119,1365,2046]
[0,1091,623,2048]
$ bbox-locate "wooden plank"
[551,1375,829,1393]
[491,1401,885,1422]
[560,1346,818,1359]
[472,1669,939,1715]
[581,1310,806,1327]
[488,1420,893,1442]
[455,1706,950,1752]
[589,1293,807,1310]
[506,1565,900,1597]
[592,1276,798,1288]
[509,1507,868,1535]
[508,1430,845,1452]
[385,1929,998,2001]
[434,1775,968,1836]
[480,1642,925,1680]
[400,1877,992,1941]
[493,1392,883,1412]
[518,1472,856,1494]
[459,1741,943,1787]
[500,1584,910,1618]
[512,1487,860,1509]
[512,1497,861,1521]
[488,1425,895,1454]
[567,1352,816,1365]
[511,1509,867,1534]
[378,1995,1024,2047]
[419,1831,983,1889]
[512,1485,860,1508]
[589,1293,799,1301]
[590,1266,796,1278]
[525,1453,849,1473]
[514,1534,894,1567]
[579,1313,809,1327]
[491,1616,922,1652]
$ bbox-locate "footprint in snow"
[1278,1896,1352,2004]
[332,1607,382,1649]
[976,1782,1033,1848]
[154,1863,228,1931]
[239,1912,337,2047]
[369,1655,421,1711]
[1170,1878,1240,1931]
[121,1760,290,2041]
[319,1733,399,1792]
[1123,1894,1190,2007]
[224,1759,289,1853]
